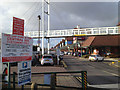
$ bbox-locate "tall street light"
[38,15,41,53]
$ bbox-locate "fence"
[2,71,87,90]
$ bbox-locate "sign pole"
[8,62,11,88]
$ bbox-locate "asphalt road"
[63,55,120,90]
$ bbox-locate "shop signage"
[67,41,72,44]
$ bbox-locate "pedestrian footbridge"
[24,26,119,38]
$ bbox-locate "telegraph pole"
[38,15,41,53]
[42,0,44,55]
[44,0,50,54]
[48,0,50,54]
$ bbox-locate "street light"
[38,15,41,52]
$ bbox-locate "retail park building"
[53,25,120,57]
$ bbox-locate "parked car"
[89,55,104,62]
[68,52,71,55]
[73,52,79,56]
[40,54,54,65]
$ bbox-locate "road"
[63,55,119,90]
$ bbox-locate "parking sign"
[18,61,31,86]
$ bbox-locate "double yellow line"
[61,61,67,68]
[76,76,89,85]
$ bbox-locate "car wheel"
[96,59,98,62]
[101,59,104,62]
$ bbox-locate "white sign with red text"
[2,33,33,62]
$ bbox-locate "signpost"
[18,61,31,86]
[1,17,33,88]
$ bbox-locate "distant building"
[82,35,120,56]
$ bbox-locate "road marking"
[75,76,90,85]
[61,61,67,68]
[103,70,119,76]
[104,62,120,68]
[88,84,119,89]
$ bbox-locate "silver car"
[41,55,54,65]
[89,55,104,62]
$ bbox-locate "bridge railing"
[23,26,119,38]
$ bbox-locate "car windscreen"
[91,55,95,57]
[43,56,52,58]
[96,55,100,57]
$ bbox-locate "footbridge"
[24,26,119,38]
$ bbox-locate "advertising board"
[18,61,31,86]
[2,33,33,62]
[67,41,72,45]
[13,17,24,36]
[65,40,67,46]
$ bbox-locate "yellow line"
[76,77,90,86]
[74,34,86,36]
[61,61,67,68]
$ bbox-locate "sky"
[0,0,119,48]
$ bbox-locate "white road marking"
[103,70,119,76]
[88,84,119,89]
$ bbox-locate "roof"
[82,35,120,47]
[82,36,95,47]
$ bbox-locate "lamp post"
[38,15,41,52]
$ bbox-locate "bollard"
[31,83,37,90]
[13,72,16,90]
[82,71,87,90]
[50,74,56,90]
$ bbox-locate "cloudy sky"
[0,0,119,48]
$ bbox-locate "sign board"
[18,61,31,86]
[67,41,72,45]
[2,33,33,62]
[44,74,51,84]
[65,40,67,46]
[13,17,24,36]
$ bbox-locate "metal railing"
[2,71,87,90]
[24,26,119,38]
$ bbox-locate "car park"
[89,54,104,62]
[40,54,54,65]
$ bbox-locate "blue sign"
[22,62,27,68]
[18,61,31,86]
[67,41,72,44]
